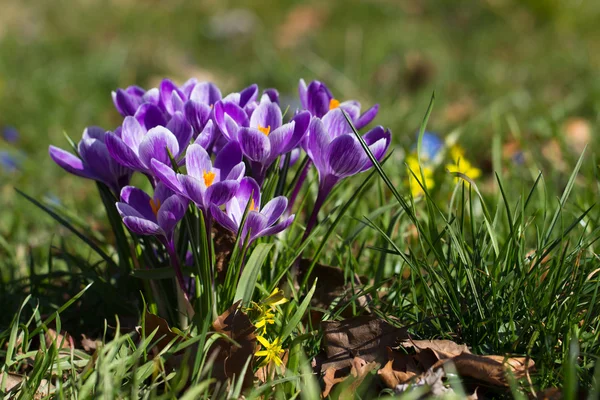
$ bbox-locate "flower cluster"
[49,78,391,294]
[405,131,481,197]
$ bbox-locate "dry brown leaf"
[402,339,471,359]
[144,313,185,353]
[322,366,349,397]
[213,224,236,282]
[209,300,256,390]
[321,316,407,371]
[377,347,419,388]
[45,328,73,350]
[80,334,101,353]
[298,259,371,318]
[449,354,534,387]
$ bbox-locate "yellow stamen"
[249,198,256,211]
[258,124,271,136]
[203,170,216,187]
[329,98,340,110]
[149,198,161,216]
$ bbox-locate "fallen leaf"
[213,224,236,282]
[449,353,534,387]
[45,328,73,350]
[209,300,256,390]
[298,259,371,318]
[80,334,101,353]
[322,366,348,398]
[144,313,185,353]
[401,339,471,358]
[377,347,419,388]
[321,316,408,371]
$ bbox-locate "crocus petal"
[354,104,379,130]
[120,186,154,220]
[243,212,268,243]
[263,88,279,104]
[157,195,187,235]
[214,101,248,140]
[190,82,222,105]
[307,81,331,117]
[117,202,150,220]
[233,177,261,213]
[322,108,351,138]
[113,89,140,116]
[134,103,167,130]
[306,118,331,175]
[154,182,175,204]
[49,146,95,180]
[138,127,180,168]
[180,78,198,98]
[167,112,194,152]
[298,79,308,109]
[239,84,258,107]
[214,140,243,178]
[185,144,213,180]
[276,110,310,155]
[339,102,361,124]
[105,133,146,170]
[225,162,246,181]
[260,196,288,226]
[150,159,184,193]
[78,138,117,184]
[159,79,184,115]
[82,126,106,142]
[206,180,239,206]
[171,91,185,114]
[143,88,160,105]
[210,204,239,233]
[193,120,214,149]
[257,214,295,239]
[360,137,388,172]
[178,175,205,207]
[267,123,295,161]
[327,135,367,178]
[121,116,145,151]
[239,128,271,162]
[184,100,211,135]
[250,101,282,131]
[122,216,163,236]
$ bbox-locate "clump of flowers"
[48,76,391,329]
[405,131,482,197]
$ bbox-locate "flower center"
[149,198,161,216]
[329,98,340,110]
[203,170,216,187]
[258,124,271,136]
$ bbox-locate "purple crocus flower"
[49,127,132,194]
[116,183,189,294]
[214,96,310,184]
[302,110,391,238]
[210,177,294,246]
[150,142,245,212]
[298,79,379,129]
[116,183,187,242]
[112,85,148,117]
[105,113,194,175]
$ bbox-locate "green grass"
[2,0,600,398]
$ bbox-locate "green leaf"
[280,279,317,342]
[234,243,273,307]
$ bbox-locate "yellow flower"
[254,308,275,334]
[446,146,481,183]
[255,336,284,367]
[405,154,435,197]
[260,288,289,307]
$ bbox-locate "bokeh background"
[2,0,600,272]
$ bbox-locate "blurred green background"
[2,0,600,272]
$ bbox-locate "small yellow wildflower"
[260,288,289,308]
[405,154,435,197]
[254,308,275,333]
[446,146,481,183]
[255,336,284,367]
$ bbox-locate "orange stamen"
[203,170,216,187]
[258,124,271,136]
[150,198,161,216]
[329,98,340,110]
[249,198,256,211]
